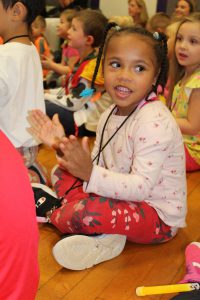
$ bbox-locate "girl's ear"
[11,2,27,22]
[86,35,94,46]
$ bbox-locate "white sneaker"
[52,234,126,270]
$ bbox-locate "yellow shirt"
[172,69,200,164]
[81,58,104,85]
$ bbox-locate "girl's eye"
[110,61,120,68]
[190,39,198,44]
[176,36,182,42]
[135,65,145,72]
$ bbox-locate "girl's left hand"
[57,135,93,182]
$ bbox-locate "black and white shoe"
[32,183,62,217]
[52,234,126,270]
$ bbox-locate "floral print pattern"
[50,168,173,244]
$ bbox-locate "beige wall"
[100,0,157,18]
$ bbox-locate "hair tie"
[153,32,160,40]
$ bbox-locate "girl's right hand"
[41,55,53,70]
[27,110,65,148]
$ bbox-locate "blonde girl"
[168,13,200,171]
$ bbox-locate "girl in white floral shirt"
[28,25,187,271]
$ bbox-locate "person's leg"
[184,145,200,172]
[49,167,173,270]
[45,100,96,137]
[51,194,173,270]
[16,145,48,184]
[50,167,173,243]
[0,131,39,299]
[50,192,173,243]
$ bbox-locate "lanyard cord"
[60,103,139,199]
[3,34,29,44]
[94,104,138,165]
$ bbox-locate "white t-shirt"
[84,98,187,228]
[0,42,45,147]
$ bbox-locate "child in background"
[128,0,148,27]
[168,13,200,171]
[42,9,79,88]
[146,13,171,103]
[0,130,39,300]
[172,0,195,21]
[28,25,186,271]
[109,15,134,27]
[0,0,47,184]
[31,15,52,77]
[146,12,171,34]
[166,21,180,60]
[45,9,111,137]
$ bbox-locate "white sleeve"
[0,62,9,104]
[84,118,174,201]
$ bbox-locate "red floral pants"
[50,168,174,244]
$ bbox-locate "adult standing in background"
[128,0,149,27]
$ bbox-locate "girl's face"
[67,18,88,51]
[31,21,44,38]
[103,34,157,116]
[175,22,200,73]
[128,0,141,18]
[57,14,70,39]
[175,1,191,18]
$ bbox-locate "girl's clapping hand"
[27,110,65,148]
[57,135,93,182]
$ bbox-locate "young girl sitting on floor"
[168,13,200,171]
[28,25,187,271]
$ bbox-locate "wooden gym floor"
[35,144,200,300]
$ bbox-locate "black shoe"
[32,183,62,217]
[171,290,200,300]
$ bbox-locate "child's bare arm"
[41,55,71,75]
[176,88,200,135]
